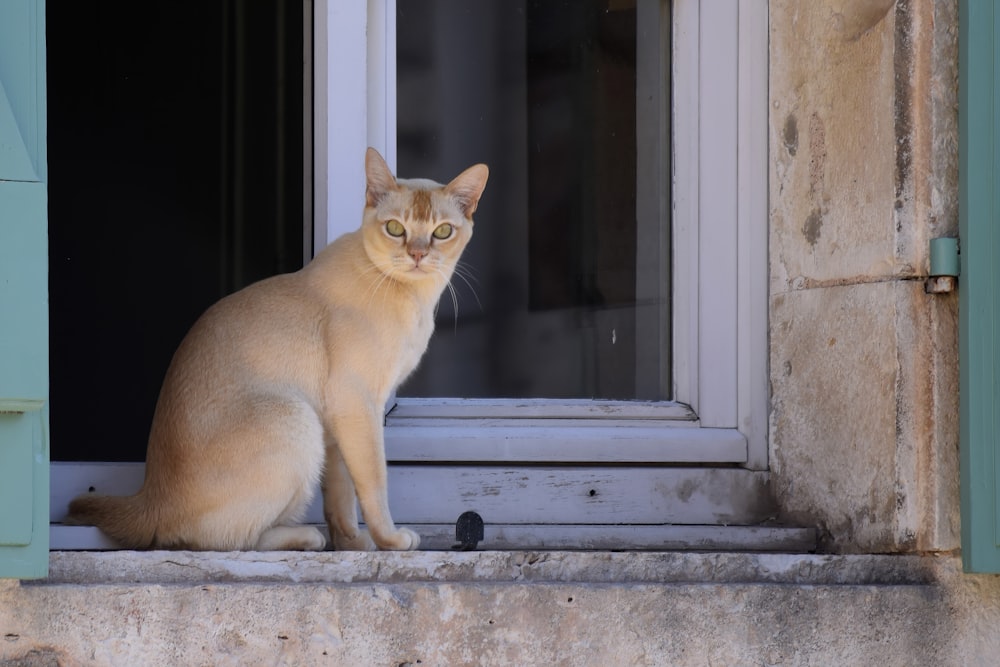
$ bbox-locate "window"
[51,0,778,551]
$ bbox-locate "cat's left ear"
[445,164,489,219]
[365,147,399,208]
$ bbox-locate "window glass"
[397,0,668,400]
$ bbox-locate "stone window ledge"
[33,550,944,587]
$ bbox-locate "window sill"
[50,523,816,553]
[36,548,949,588]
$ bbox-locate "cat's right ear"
[365,148,398,208]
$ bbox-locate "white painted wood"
[389,397,695,420]
[671,0,768,441]
[383,398,746,465]
[51,526,118,551]
[51,524,815,553]
[378,466,773,524]
[670,0,701,412]
[696,0,739,428]
[383,424,746,463]
[737,0,771,469]
[314,0,363,249]
[313,0,395,250]
[388,418,702,430]
[51,463,773,527]
[366,0,396,170]
[52,463,143,523]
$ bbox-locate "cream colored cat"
[67,148,488,551]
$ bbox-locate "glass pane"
[397,0,669,400]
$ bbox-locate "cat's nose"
[409,248,428,264]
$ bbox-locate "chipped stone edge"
[33,550,954,588]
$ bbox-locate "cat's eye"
[432,223,453,240]
[385,219,405,238]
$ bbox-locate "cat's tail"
[65,493,157,549]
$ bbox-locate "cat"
[66,148,488,551]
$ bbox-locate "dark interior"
[397,0,645,400]
[48,1,306,461]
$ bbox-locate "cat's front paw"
[333,528,377,552]
[378,527,421,551]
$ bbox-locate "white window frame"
[314,0,769,468]
[50,0,777,550]
[672,0,769,469]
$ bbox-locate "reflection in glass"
[397,0,668,400]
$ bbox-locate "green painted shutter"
[0,0,49,579]
[960,0,1000,573]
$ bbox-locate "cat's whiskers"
[356,259,385,292]
[445,277,460,327]
[425,264,462,331]
[360,261,396,316]
[451,262,483,312]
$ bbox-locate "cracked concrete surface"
[3,551,1000,666]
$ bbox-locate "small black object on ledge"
[453,511,484,551]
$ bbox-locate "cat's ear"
[445,164,489,218]
[365,147,399,208]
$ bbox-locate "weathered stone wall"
[768,0,960,552]
[3,552,1000,666]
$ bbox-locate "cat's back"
[160,267,326,395]
[191,269,321,346]
[165,232,374,381]
[164,230,422,400]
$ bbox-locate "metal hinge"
[926,237,959,294]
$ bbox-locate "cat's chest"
[395,305,435,377]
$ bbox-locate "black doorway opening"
[48,1,308,461]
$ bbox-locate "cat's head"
[361,148,488,286]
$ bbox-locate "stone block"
[770,281,900,550]
[770,279,958,552]
[770,0,903,292]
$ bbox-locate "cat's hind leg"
[174,396,328,551]
[249,400,329,551]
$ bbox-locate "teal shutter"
[960,0,1000,573]
[0,0,49,579]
